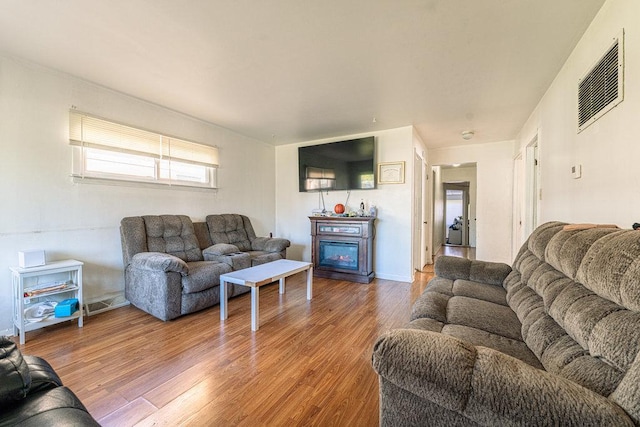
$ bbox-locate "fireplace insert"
[319,240,359,271]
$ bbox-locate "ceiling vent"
[578,30,624,133]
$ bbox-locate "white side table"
[10,259,84,344]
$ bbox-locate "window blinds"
[69,111,219,167]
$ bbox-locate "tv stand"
[309,216,375,283]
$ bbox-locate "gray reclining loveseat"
[195,214,290,270]
[373,221,640,426]
[120,214,289,321]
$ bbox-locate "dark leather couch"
[0,336,99,426]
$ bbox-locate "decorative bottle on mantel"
[358,200,365,217]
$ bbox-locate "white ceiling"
[0,0,605,147]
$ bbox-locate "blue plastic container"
[54,298,79,317]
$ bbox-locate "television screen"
[298,137,375,192]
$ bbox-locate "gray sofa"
[120,214,290,321]
[372,221,640,426]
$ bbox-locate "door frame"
[443,182,470,246]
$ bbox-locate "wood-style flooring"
[12,246,471,426]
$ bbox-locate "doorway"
[443,182,470,246]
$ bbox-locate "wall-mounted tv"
[298,136,376,192]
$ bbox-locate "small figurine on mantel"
[358,199,365,216]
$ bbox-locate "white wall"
[275,127,415,282]
[516,0,640,228]
[0,56,276,335]
[429,141,514,263]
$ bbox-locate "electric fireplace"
[310,216,375,283]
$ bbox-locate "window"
[69,111,219,188]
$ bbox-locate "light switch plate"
[571,164,582,179]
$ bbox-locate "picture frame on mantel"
[377,161,405,184]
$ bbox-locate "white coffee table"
[219,259,313,331]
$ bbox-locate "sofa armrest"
[203,243,239,258]
[251,237,290,253]
[130,252,189,276]
[205,252,251,270]
[0,386,101,426]
[434,256,511,286]
[0,336,31,406]
[372,329,633,426]
[22,355,62,394]
[124,260,184,321]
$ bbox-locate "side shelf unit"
[11,259,84,344]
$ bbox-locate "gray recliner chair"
[120,215,243,321]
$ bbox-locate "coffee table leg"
[220,279,228,321]
[307,266,313,300]
[251,287,259,331]
[279,277,285,294]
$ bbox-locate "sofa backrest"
[120,215,203,266]
[205,214,257,252]
[193,221,213,250]
[506,222,640,423]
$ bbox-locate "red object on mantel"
[334,204,345,214]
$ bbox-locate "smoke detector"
[461,130,474,140]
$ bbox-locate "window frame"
[69,111,219,189]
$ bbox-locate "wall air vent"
[578,30,624,133]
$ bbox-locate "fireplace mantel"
[309,216,375,283]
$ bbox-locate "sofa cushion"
[142,215,203,262]
[411,290,522,342]
[130,252,189,275]
[441,324,542,369]
[576,231,640,311]
[181,261,232,294]
[203,243,239,256]
[423,276,455,296]
[206,214,253,251]
[248,251,282,266]
[0,336,31,407]
[447,297,522,341]
[410,291,449,322]
[453,279,508,306]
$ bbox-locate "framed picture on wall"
[377,161,405,184]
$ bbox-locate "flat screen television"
[298,136,376,192]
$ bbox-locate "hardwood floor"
[11,250,465,426]
[439,245,476,260]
